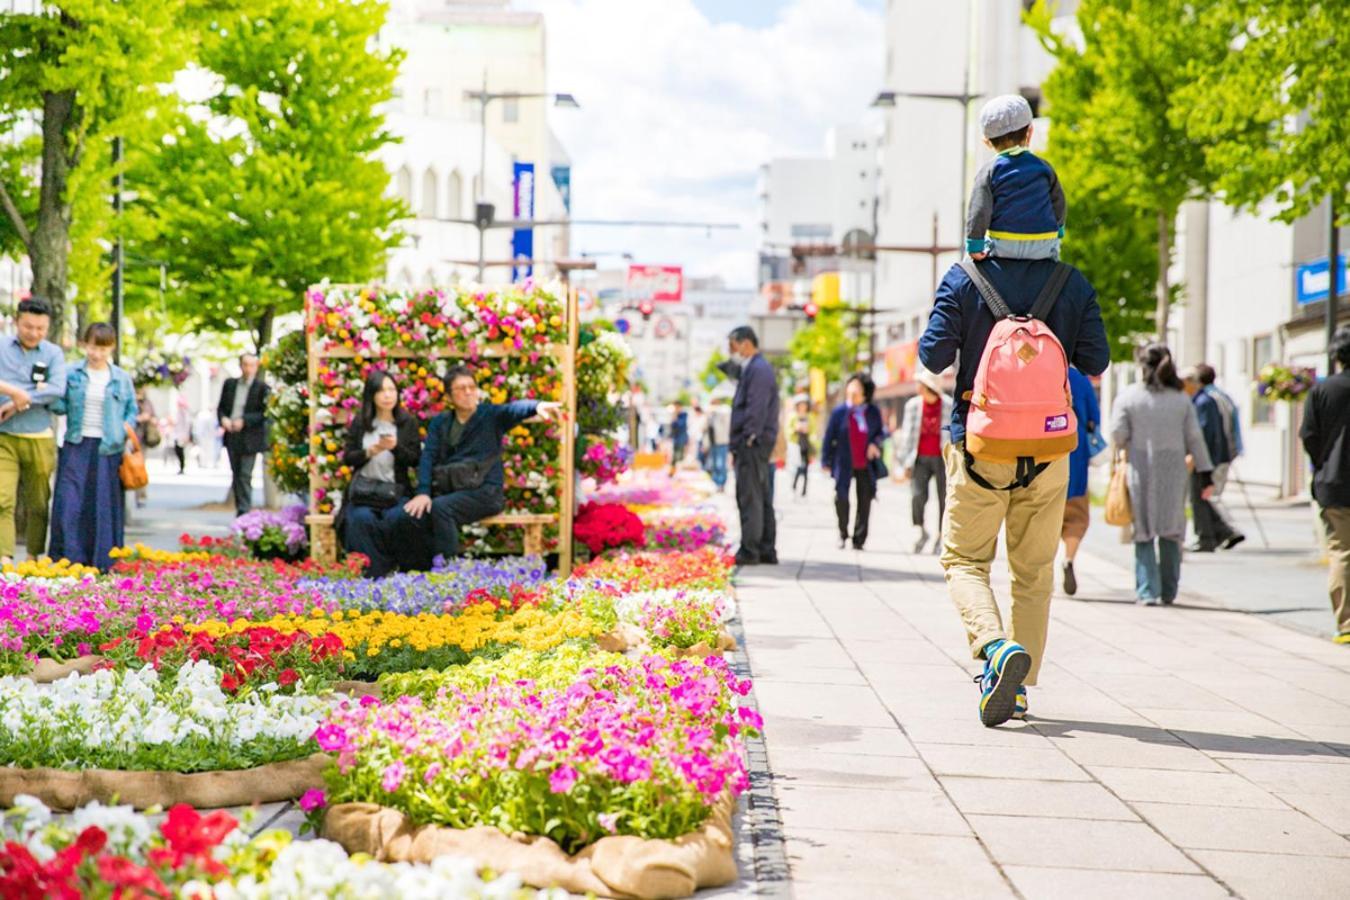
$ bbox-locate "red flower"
[149,805,236,875]
[96,855,169,897]
[277,668,299,687]
[73,826,107,857]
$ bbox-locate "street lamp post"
[462,74,579,281]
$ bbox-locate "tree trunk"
[1156,208,1171,342]
[255,306,276,355]
[32,89,79,339]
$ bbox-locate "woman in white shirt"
[49,323,139,569]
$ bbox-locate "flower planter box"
[0,753,328,811]
[322,794,736,900]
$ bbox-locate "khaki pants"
[0,433,57,560]
[1322,506,1350,636]
[941,442,1068,686]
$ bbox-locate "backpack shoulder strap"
[1029,262,1073,321]
[958,259,1013,320]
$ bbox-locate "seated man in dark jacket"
[401,365,560,560]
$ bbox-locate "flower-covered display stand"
[303,281,579,574]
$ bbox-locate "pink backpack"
[957,260,1077,490]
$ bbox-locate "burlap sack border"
[596,626,736,658]
[0,753,328,811]
[322,793,737,899]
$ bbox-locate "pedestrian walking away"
[790,397,812,498]
[895,368,951,553]
[822,374,885,549]
[172,392,192,475]
[727,325,779,566]
[1059,365,1102,595]
[707,397,731,492]
[919,254,1108,727]
[401,365,561,561]
[48,323,138,571]
[667,401,688,472]
[1182,363,1245,552]
[216,353,270,516]
[132,386,157,508]
[1112,345,1215,607]
[1300,326,1350,644]
[0,297,66,566]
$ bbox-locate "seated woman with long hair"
[337,369,423,577]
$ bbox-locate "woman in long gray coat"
[1110,344,1215,605]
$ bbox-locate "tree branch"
[0,178,33,254]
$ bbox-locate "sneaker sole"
[980,651,1031,728]
[1063,566,1077,596]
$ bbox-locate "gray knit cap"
[979,94,1033,139]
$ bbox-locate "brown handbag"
[120,424,149,490]
[1104,449,1132,527]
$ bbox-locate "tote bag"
[120,425,149,490]
[1104,450,1132,527]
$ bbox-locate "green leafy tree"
[1027,0,1235,340]
[787,309,860,384]
[1175,1,1350,225]
[0,1,204,333]
[699,347,728,387]
[131,0,405,351]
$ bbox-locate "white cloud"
[521,0,883,287]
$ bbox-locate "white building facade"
[380,0,572,288]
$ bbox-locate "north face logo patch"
[1044,414,1069,433]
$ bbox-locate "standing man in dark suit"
[216,353,269,515]
[728,325,779,566]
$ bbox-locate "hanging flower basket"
[1255,363,1315,402]
[132,352,192,388]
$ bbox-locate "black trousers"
[911,454,946,530]
[1190,469,1237,548]
[226,444,257,516]
[734,443,776,561]
[835,467,876,548]
[421,486,504,559]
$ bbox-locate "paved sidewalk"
[735,478,1350,900]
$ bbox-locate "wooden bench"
[306,511,557,565]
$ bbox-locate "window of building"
[790,223,831,240]
[1251,334,1275,425]
[446,171,462,219]
[396,166,413,205]
[420,169,438,218]
[502,97,519,124]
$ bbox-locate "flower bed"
[187,603,606,680]
[573,502,646,556]
[317,653,758,854]
[233,506,310,560]
[572,546,735,592]
[640,509,727,552]
[614,588,735,651]
[300,555,552,614]
[0,662,324,773]
[0,796,562,899]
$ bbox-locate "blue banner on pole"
[512,162,535,282]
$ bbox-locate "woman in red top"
[821,374,886,549]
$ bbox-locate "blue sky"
[521,0,885,288]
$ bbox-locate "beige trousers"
[940,442,1068,686]
[1322,507,1350,636]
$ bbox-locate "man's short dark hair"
[443,364,476,387]
[239,352,258,365]
[989,125,1031,151]
[1333,326,1350,370]
[728,325,758,347]
[16,297,51,319]
[1195,363,1217,386]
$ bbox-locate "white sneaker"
[913,530,929,554]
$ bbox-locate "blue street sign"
[1296,254,1348,306]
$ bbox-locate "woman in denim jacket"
[49,323,138,569]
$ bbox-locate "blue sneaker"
[976,640,1032,728]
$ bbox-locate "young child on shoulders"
[965,94,1065,262]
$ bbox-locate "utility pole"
[111,136,124,364]
[1330,196,1341,376]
